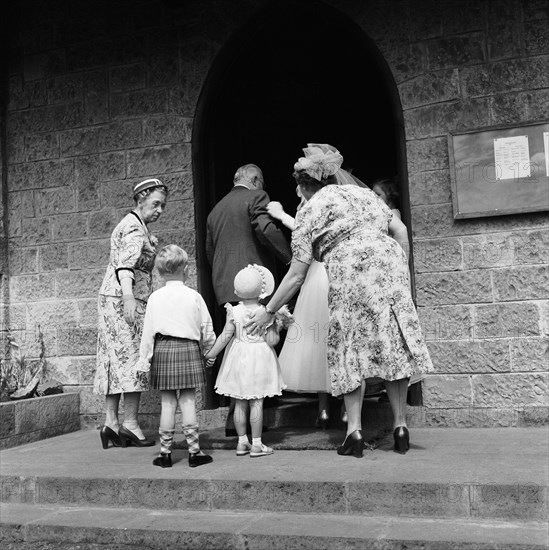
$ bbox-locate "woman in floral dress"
[248,144,432,457]
[94,179,168,449]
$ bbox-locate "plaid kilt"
[150,335,205,391]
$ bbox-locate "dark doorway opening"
[193,0,411,408]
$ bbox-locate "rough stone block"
[67,42,109,72]
[27,301,79,330]
[147,54,179,87]
[523,0,549,19]
[9,273,56,303]
[24,102,84,133]
[422,374,472,407]
[8,158,75,191]
[411,204,548,239]
[110,88,168,119]
[417,305,473,341]
[8,304,26,331]
[441,0,486,34]
[408,169,452,207]
[510,337,549,372]
[143,116,193,146]
[426,339,511,374]
[68,240,110,269]
[513,229,549,265]
[462,234,516,269]
[99,152,126,181]
[155,229,196,256]
[404,98,490,140]
[518,406,549,427]
[47,73,83,104]
[61,121,142,157]
[24,132,59,161]
[460,57,549,98]
[493,265,549,301]
[100,179,134,208]
[74,155,101,211]
[8,244,38,275]
[474,303,540,339]
[52,213,89,242]
[57,327,98,356]
[0,402,16,437]
[493,89,549,125]
[88,209,118,239]
[110,63,146,92]
[410,406,519,428]
[413,237,462,273]
[34,187,76,217]
[56,270,104,299]
[524,18,549,55]
[83,70,109,125]
[427,34,485,70]
[21,217,51,246]
[399,70,459,110]
[39,243,69,272]
[127,144,192,177]
[406,137,449,173]
[415,270,492,306]
[472,373,548,407]
[379,40,427,83]
[487,21,522,60]
[49,356,85,385]
[78,299,98,327]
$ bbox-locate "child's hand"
[203,353,216,367]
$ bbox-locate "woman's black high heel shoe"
[337,429,364,458]
[99,426,121,449]
[393,426,410,454]
[316,410,329,430]
[118,425,155,448]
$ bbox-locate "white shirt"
[137,281,216,370]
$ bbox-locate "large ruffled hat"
[234,264,275,300]
[293,143,344,181]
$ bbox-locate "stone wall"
[2,0,548,427]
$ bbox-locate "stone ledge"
[0,393,80,450]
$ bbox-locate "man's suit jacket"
[206,186,292,305]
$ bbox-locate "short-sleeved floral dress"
[94,211,156,395]
[292,184,432,397]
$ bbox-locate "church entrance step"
[1,429,546,523]
[2,503,547,550]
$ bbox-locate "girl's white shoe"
[250,443,274,457]
[236,441,252,456]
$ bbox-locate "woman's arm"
[267,201,295,231]
[388,215,409,260]
[247,259,309,332]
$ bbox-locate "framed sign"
[448,121,549,218]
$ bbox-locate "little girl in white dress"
[205,265,287,458]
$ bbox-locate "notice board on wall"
[448,121,549,218]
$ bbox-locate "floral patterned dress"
[94,211,157,395]
[292,184,432,397]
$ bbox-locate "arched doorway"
[193,0,412,408]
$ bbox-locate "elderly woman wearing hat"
[94,178,168,449]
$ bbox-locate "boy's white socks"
[252,437,262,447]
[238,435,249,445]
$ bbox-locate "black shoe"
[152,453,172,468]
[393,426,410,454]
[118,425,155,448]
[189,452,213,468]
[99,426,121,449]
[337,429,364,458]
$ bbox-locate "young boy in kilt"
[137,244,216,468]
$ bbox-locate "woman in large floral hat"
[248,144,432,457]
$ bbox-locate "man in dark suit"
[206,163,292,435]
[206,163,292,306]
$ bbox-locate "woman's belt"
[322,228,382,256]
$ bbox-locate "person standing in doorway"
[206,164,291,435]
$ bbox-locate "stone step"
[1,429,547,522]
[1,503,547,550]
